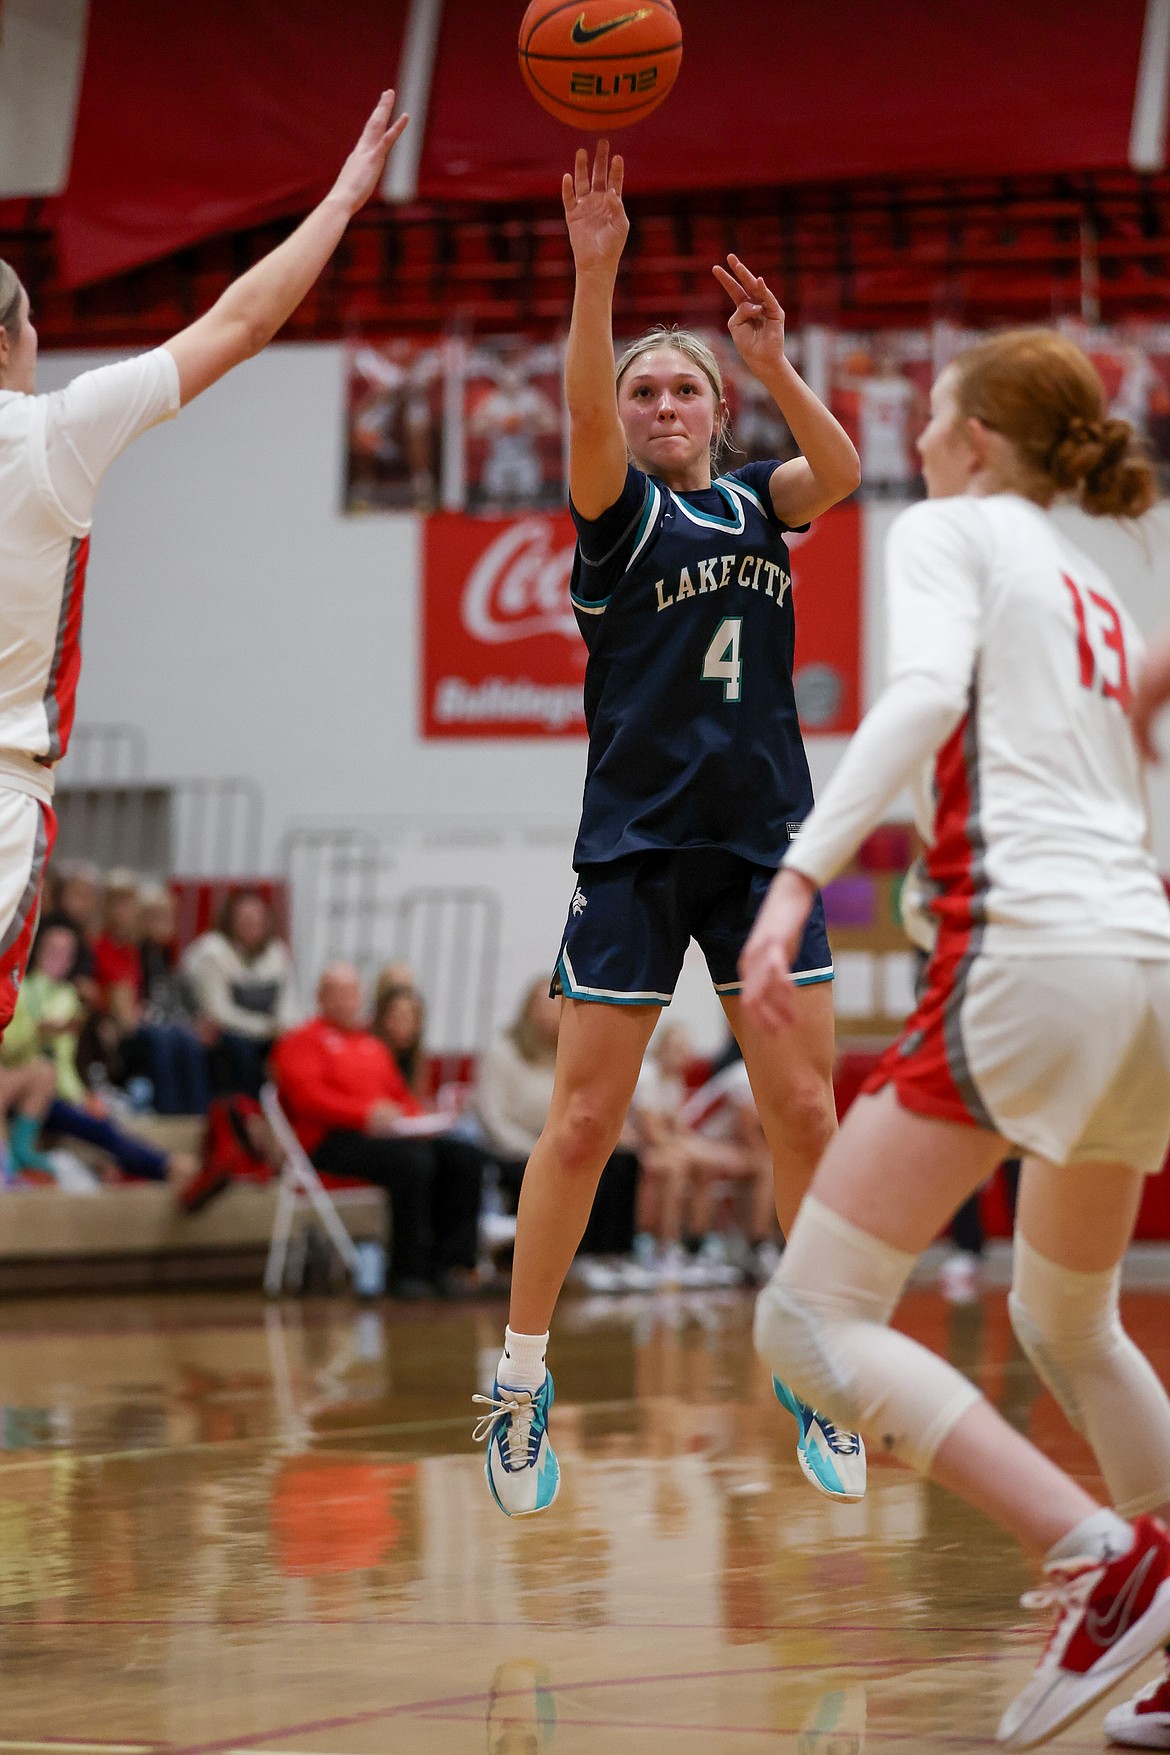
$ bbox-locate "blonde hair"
[0,260,23,342]
[615,325,731,463]
[951,328,1158,519]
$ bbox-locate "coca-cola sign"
[420,501,861,740]
[422,512,588,738]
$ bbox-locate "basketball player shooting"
[474,140,864,1519]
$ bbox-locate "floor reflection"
[0,1283,1161,1749]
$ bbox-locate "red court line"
[416,1710,1083,1744]
[12,1615,1018,1636]
[160,1652,1017,1755]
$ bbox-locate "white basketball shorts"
[866,953,1170,1173]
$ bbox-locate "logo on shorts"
[571,887,588,916]
[786,821,804,838]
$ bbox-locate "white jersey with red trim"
[788,492,1170,959]
[0,349,180,801]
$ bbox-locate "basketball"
[518,0,682,130]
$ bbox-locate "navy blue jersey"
[569,460,814,868]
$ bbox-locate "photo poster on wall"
[344,320,1170,517]
[419,502,862,741]
[344,338,445,512]
[461,337,567,515]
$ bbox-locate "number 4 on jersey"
[702,617,743,702]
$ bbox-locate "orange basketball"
[518,1,682,130]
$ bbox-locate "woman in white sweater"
[182,890,297,1098]
[474,979,560,1175]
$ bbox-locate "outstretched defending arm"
[563,140,631,520]
[164,91,408,406]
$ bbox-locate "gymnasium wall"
[36,342,1170,1046]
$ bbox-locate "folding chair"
[260,1082,363,1297]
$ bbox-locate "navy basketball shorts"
[551,847,833,1007]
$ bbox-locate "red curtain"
[45,0,1150,288]
[420,0,1147,201]
[54,0,410,287]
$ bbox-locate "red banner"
[421,504,861,740]
[788,502,862,735]
[422,512,587,739]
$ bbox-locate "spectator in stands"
[374,960,416,998]
[87,870,207,1114]
[0,987,59,1177]
[3,921,195,1184]
[631,1025,776,1286]
[81,868,146,1091]
[272,963,484,1298]
[134,885,209,1115]
[473,978,561,1189]
[50,859,104,1009]
[680,1056,782,1285]
[91,869,143,1020]
[371,981,427,1101]
[183,890,297,1098]
[473,977,639,1285]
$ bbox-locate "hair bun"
[1047,416,1106,490]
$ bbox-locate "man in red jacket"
[272,963,483,1298]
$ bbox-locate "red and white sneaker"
[998,1517,1170,1749]
[1104,1654,1170,1748]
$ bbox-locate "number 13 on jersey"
[702,617,743,702]
[1062,574,1131,710]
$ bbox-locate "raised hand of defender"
[562,141,629,276]
[330,89,410,215]
[714,254,787,378]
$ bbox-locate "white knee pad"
[1010,1235,1170,1517]
[755,1197,983,1474]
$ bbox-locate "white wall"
[37,342,1170,1047]
[42,343,593,852]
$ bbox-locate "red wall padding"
[421,0,1146,202]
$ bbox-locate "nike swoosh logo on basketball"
[1084,1546,1158,1645]
[570,8,652,45]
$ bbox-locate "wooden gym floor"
[0,1283,1166,1752]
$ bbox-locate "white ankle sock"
[497,1326,548,1393]
[1047,1507,1134,1567]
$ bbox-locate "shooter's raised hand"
[714,254,788,380]
[562,140,629,277]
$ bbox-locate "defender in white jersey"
[0,91,408,1030]
[742,330,1170,1748]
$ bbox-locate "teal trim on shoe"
[479,1371,560,1517]
[800,1433,848,1498]
[772,1374,866,1501]
[772,1374,810,1430]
